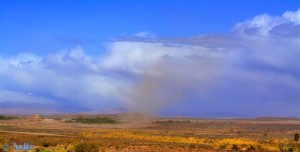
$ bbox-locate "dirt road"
[0,130,76,137]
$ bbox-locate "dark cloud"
[270,23,300,38]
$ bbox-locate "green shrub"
[0,115,17,120]
[64,120,75,123]
[35,148,52,152]
[294,133,299,142]
[0,115,7,120]
[42,142,51,147]
[74,143,99,152]
[231,144,239,151]
[74,117,116,124]
[219,143,228,149]
[288,147,295,152]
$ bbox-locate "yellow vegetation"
[93,130,286,150]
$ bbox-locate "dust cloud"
[122,54,222,115]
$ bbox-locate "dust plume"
[122,52,222,115]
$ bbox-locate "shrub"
[74,117,116,124]
[188,144,196,149]
[35,148,52,152]
[53,144,75,152]
[42,142,51,147]
[64,120,75,123]
[66,144,75,152]
[288,147,295,152]
[247,145,256,151]
[256,144,263,150]
[0,115,7,120]
[74,143,99,152]
[219,143,228,149]
[0,115,17,120]
[279,144,285,152]
[231,144,239,151]
[294,133,299,142]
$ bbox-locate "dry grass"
[1,116,300,151]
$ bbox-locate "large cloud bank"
[1,9,300,116]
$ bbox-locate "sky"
[0,0,300,117]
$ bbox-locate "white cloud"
[1,9,300,116]
[0,53,42,67]
[283,9,300,24]
[0,47,126,113]
[101,42,222,74]
[233,8,300,37]
[44,46,99,72]
[134,32,156,38]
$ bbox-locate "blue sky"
[0,1,300,117]
[1,0,299,55]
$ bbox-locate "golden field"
[0,114,300,152]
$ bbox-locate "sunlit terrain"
[1,114,300,151]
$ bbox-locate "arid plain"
[1,114,300,152]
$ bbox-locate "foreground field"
[0,115,300,151]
